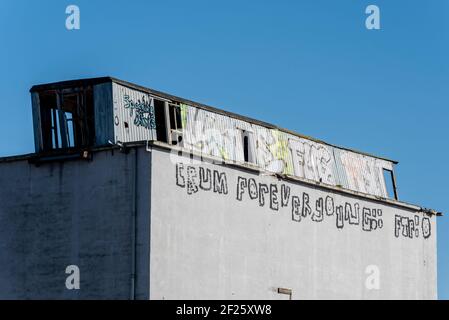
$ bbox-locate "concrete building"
[0,77,440,299]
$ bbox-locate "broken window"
[153,100,184,146]
[49,109,74,148]
[168,103,183,146]
[39,87,94,151]
[383,169,398,200]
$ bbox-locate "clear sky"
[0,0,447,299]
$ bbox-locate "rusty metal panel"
[112,83,157,143]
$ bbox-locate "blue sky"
[0,0,447,298]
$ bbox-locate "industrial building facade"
[0,77,439,299]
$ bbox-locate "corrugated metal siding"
[253,125,293,174]
[288,137,337,185]
[182,105,239,161]
[112,83,157,143]
[93,83,114,146]
[180,105,295,175]
[178,103,395,198]
[109,84,395,198]
[333,148,392,197]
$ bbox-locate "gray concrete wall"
[149,147,437,299]
[0,148,150,299]
[0,145,438,299]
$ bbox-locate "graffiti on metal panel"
[179,104,393,198]
[123,95,156,130]
[182,108,234,160]
[289,139,335,185]
[339,152,386,197]
[255,129,293,175]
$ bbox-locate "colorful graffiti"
[255,129,293,175]
[178,104,394,198]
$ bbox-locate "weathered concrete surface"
[149,148,437,300]
[0,148,150,299]
[0,145,438,299]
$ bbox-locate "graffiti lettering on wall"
[181,107,294,174]
[176,163,228,195]
[236,175,382,232]
[123,95,156,130]
[289,139,335,185]
[394,214,431,239]
[179,103,394,198]
[174,163,431,239]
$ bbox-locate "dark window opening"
[154,99,168,143]
[168,104,183,146]
[243,135,249,162]
[241,130,255,164]
[169,104,182,131]
[383,169,398,200]
[39,87,94,151]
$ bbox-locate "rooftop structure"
[0,77,440,299]
[29,77,402,200]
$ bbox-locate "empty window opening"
[383,169,398,200]
[241,130,255,164]
[39,87,94,151]
[168,103,183,146]
[244,135,249,161]
[154,99,168,143]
